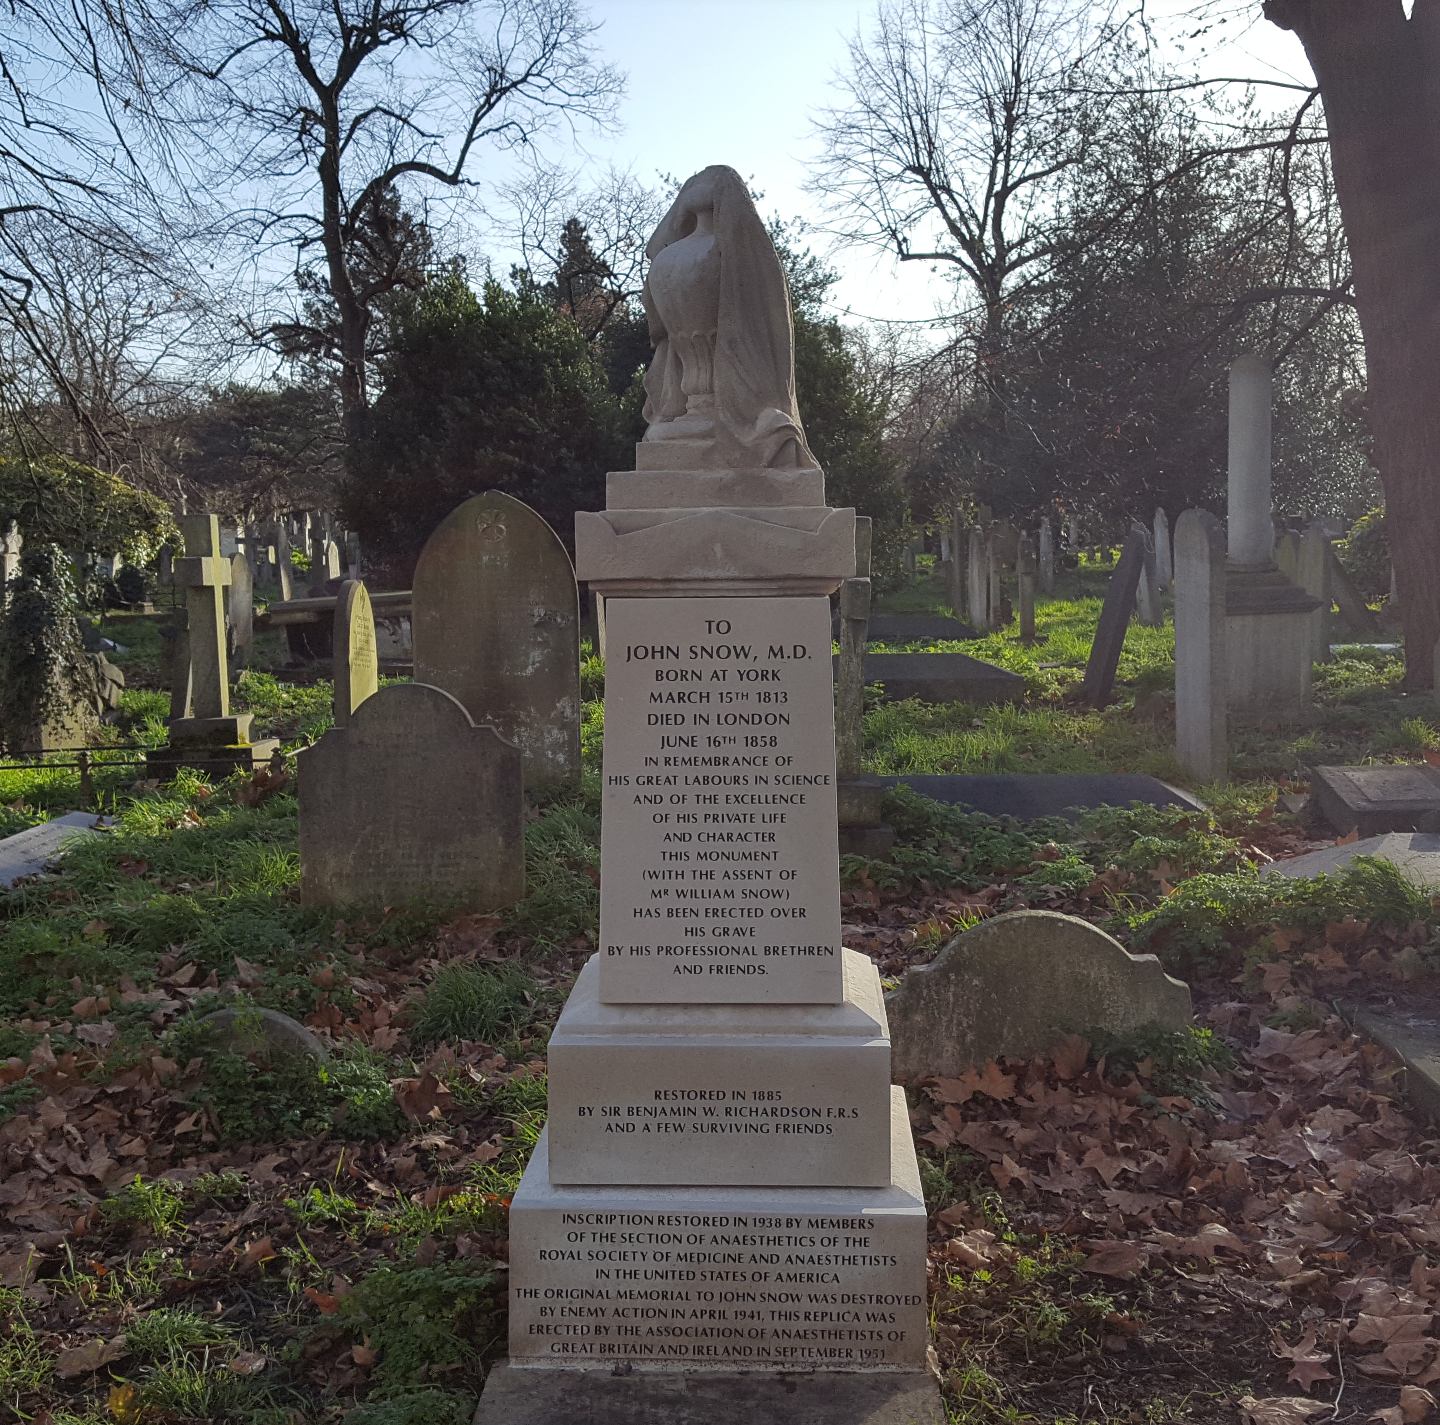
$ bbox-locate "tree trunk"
[1266,0,1440,688]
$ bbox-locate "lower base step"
[473,1360,944,1425]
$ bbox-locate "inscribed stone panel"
[598,597,842,1005]
[332,580,379,727]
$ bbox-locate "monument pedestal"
[504,1089,929,1371]
[1225,568,1324,717]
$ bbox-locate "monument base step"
[473,1360,944,1425]
[147,739,281,781]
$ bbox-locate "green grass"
[409,963,538,1048]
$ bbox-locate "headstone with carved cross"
[412,490,581,789]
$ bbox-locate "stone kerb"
[298,681,524,910]
[412,490,580,790]
[886,910,1193,1080]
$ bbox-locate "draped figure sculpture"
[641,165,818,472]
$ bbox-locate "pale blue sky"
[506,0,1316,327]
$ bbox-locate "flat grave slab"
[874,773,1204,822]
[831,613,975,643]
[1262,832,1440,886]
[1309,764,1440,838]
[0,812,108,887]
[832,651,1024,706]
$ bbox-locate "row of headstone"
[298,489,582,910]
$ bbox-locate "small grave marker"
[332,580,378,727]
[1310,764,1440,838]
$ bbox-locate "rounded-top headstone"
[332,579,378,727]
[412,491,580,789]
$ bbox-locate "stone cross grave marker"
[413,490,580,789]
[1154,508,1172,589]
[332,580,378,727]
[298,681,524,908]
[1174,509,1228,784]
[176,514,232,719]
[1082,528,1146,707]
[1038,517,1053,593]
[228,553,253,666]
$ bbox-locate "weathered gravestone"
[968,525,988,630]
[886,910,1193,1080]
[228,553,253,666]
[413,490,580,790]
[1018,531,1037,643]
[1174,509,1228,784]
[1153,507,1172,589]
[1133,521,1162,628]
[1309,764,1440,839]
[1082,528,1147,707]
[299,682,524,909]
[332,580,378,727]
[1038,517,1054,594]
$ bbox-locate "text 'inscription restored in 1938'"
[508,1210,927,1367]
[598,597,843,1003]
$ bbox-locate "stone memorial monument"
[480,165,937,1425]
[332,580,379,727]
[413,490,581,790]
[149,514,278,778]
[1223,355,1323,715]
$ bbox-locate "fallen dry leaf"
[1239,1397,1329,1425]
[108,1382,141,1424]
[1050,1034,1090,1081]
[227,1351,267,1376]
[304,1286,341,1314]
[1081,1239,1146,1278]
[239,1236,276,1267]
[57,1335,129,1377]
